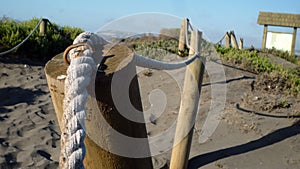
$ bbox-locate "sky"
[1,0,300,50]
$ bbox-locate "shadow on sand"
[188,120,300,168]
[0,87,46,115]
[202,75,255,87]
[236,103,300,119]
[211,59,257,75]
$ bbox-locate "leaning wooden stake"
[239,38,244,50]
[178,18,188,54]
[45,44,153,169]
[225,32,231,48]
[230,31,238,49]
[170,30,204,169]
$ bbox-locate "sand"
[0,57,60,168]
[0,54,300,169]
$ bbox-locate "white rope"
[134,52,199,70]
[61,32,107,169]
[187,20,194,31]
[185,19,192,49]
[216,34,226,45]
[0,19,43,56]
[61,31,199,168]
[184,19,195,49]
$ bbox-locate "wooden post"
[178,18,188,53]
[169,30,204,169]
[225,32,231,48]
[239,38,244,50]
[39,18,48,36]
[291,27,297,55]
[230,31,238,49]
[44,44,153,169]
[262,24,268,50]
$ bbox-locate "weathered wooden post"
[178,18,188,53]
[39,18,48,36]
[262,24,268,51]
[169,29,204,169]
[44,44,153,168]
[225,32,231,48]
[291,27,297,55]
[230,31,238,49]
[239,38,244,50]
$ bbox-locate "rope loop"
[63,42,94,65]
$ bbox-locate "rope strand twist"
[61,32,107,169]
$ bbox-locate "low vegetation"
[265,47,300,66]
[216,46,300,96]
[0,17,83,60]
[125,34,214,59]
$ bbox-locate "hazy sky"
[1,0,300,49]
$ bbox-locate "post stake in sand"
[170,30,204,169]
[230,31,238,49]
[44,44,153,169]
[239,38,244,50]
[39,18,48,36]
[178,18,188,54]
[225,32,231,48]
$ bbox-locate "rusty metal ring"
[63,42,94,65]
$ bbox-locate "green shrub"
[126,35,213,59]
[128,38,186,58]
[216,46,300,96]
[0,17,84,60]
[265,47,300,66]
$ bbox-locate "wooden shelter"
[257,11,300,55]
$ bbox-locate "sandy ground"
[0,57,60,169]
[0,53,300,169]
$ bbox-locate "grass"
[125,34,215,59]
[264,47,300,66]
[0,17,83,60]
[216,46,300,96]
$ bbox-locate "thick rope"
[61,32,107,169]
[187,20,194,31]
[134,52,199,70]
[185,21,191,49]
[216,33,226,45]
[0,19,43,56]
[184,19,194,49]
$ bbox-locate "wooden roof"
[257,12,300,28]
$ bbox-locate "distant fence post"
[230,31,238,49]
[39,18,48,36]
[225,32,231,48]
[170,29,204,169]
[239,38,244,50]
[178,18,188,53]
